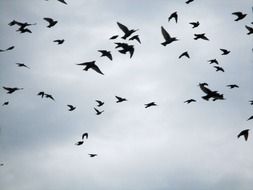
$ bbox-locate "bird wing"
[58,0,67,4]
[91,64,104,75]
[161,26,171,41]
[117,22,130,34]
[245,25,253,31]
[43,17,54,23]
[94,107,99,113]
[6,46,15,51]
[129,46,134,58]
[82,133,88,139]
[107,52,113,60]
[199,84,212,94]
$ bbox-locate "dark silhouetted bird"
[189,21,199,28]
[43,17,58,28]
[129,35,141,44]
[184,99,196,104]
[58,0,67,4]
[2,101,9,106]
[145,102,157,108]
[208,59,219,65]
[109,35,118,40]
[185,0,194,4]
[245,25,253,35]
[76,61,104,75]
[117,22,138,39]
[249,100,253,105]
[37,91,45,98]
[114,43,134,58]
[199,83,224,101]
[237,129,249,141]
[53,39,64,44]
[179,51,190,59]
[75,141,84,146]
[194,33,209,40]
[82,133,88,140]
[0,46,15,52]
[247,116,253,121]
[115,96,127,103]
[168,11,178,23]
[98,50,112,61]
[3,87,23,94]
[220,48,230,55]
[227,84,239,89]
[67,105,76,111]
[232,12,247,21]
[214,66,224,72]
[45,94,55,101]
[16,27,32,33]
[96,100,104,107]
[16,63,30,69]
[161,26,178,46]
[94,107,104,115]
[88,154,97,157]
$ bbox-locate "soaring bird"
[226,84,239,89]
[3,87,23,94]
[194,33,209,40]
[43,17,58,28]
[247,116,253,121]
[67,105,76,111]
[129,35,141,44]
[53,39,64,44]
[161,26,178,46]
[0,46,15,52]
[189,21,199,28]
[2,101,9,106]
[115,96,127,103]
[199,83,224,101]
[16,27,32,33]
[16,63,30,69]
[179,51,190,59]
[98,50,113,61]
[88,154,97,157]
[96,100,104,107]
[82,133,88,140]
[220,48,230,55]
[237,129,250,141]
[185,0,194,4]
[94,108,104,115]
[45,94,55,101]
[37,91,45,98]
[208,59,219,65]
[145,102,157,108]
[168,11,178,23]
[232,12,247,21]
[245,25,253,35]
[109,35,118,40]
[214,66,225,72]
[249,100,253,105]
[117,22,138,39]
[75,141,84,146]
[114,43,134,58]
[76,61,104,75]
[184,99,196,104]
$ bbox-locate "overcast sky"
[0,0,252,190]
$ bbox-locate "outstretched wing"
[58,0,67,4]
[91,64,104,75]
[117,22,130,34]
[82,133,88,140]
[43,17,54,23]
[161,26,171,41]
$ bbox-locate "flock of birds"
[0,0,253,166]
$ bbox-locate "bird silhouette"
[161,26,178,46]
[16,27,32,33]
[37,91,45,98]
[2,101,9,106]
[16,63,30,69]
[145,102,157,108]
[232,12,247,21]
[184,99,196,104]
[208,59,219,65]
[249,100,253,105]
[109,35,118,40]
[189,21,199,28]
[247,116,253,121]
[58,0,67,4]
[226,84,239,89]
[94,107,104,115]
[114,43,134,58]
[53,39,64,44]
[129,35,141,44]
[117,22,138,39]
[185,0,194,4]
[43,17,58,28]
[168,11,178,23]
[76,61,104,75]
[194,33,209,41]
[8,20,36,32]
[67,105,76,111]
[98,50,113,61]
[82,133,88,140]
[179,51,190,59]
[75,141,84,146]
[115,96,127,103]
[96,100,104,107]
[3,87,23,94]
[45,94,55,101]
[214,66,225,72]
[0,46,15,52]
[220,48,230,55]
[199,83,224,101]
[88,154,97,157]
[245,25,253,35]
[237,129,249,141]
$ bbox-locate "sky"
[0,0,252,189]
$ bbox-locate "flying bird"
[232,12,247,21]
[16,27,32,33]
[226,84,239,89]
[67,105,76,111]
[194,33,209,41]
[2,101,9,106]
[161,26,178,46]
[37,91,45,98]
[75,141,84,146]
[98,50,113,61]
[249,100,253,105]
[57,0,67,4]
[168,11,178,23]
[45,94,55,101]
[185,0,194,4]
[114,43,134,58]
[94,108,104,115]
[82,133,88,140]
[145,102,157,108]
[3,87,23,94]
[43,17,58,28]
[0,46,15,52]
[214,66,225,72]
[109,35,118,40]
[245,25,253,35]
[117,22,138,39]
[53,39,64,44]
[96,100,104,107]
[88,154,97,157]
[184,99,196,104]
[199,83,224,101]
[208,59,219,65]
[179,51,190,59]
[189,21,199,28]
[220,48,230,55]
[16,63,30,69]
[247,116,253,121]
[76,61,104,75]
[129,35,141,44]
[115,96,127,103]
[237,129,250,141]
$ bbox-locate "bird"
[245,25,253,35]
[226,84,239,89]
[94,108,104,115]
[168,11,178,23]
[67,105,76,111]
[0,46,15,52]
[189,21,199,28]
[247,116,253,121]
[129,35,141,44]
[76,61,104,75]
[117,22,138,39]
[232,12,247,21]
[109,35,118,40]
[184,99,196,104]
[199,83,224,101]
[96,100,104,107]
[43,17,58,28]
[208,59,219,65]
[0,163,4,166]
[179,51,190,59]
[237,129,250,141]
[114,43,134,58]
[37,91,45,98]
[53,39,64,45]
[75,141,84,146]
[82,133,88,140]
[45,94,55,101]
[16,63,30,69]
[161,26,178,46]
[214,66,225,72]
[3,87,23,94]
[145,102,157,108]
[98,50,113,61]
[88,154,97,157]
[185,0,194,4]
[16,27,32,33]
[8,20,36,31]
[58,0,67,4]
[220,48,230,55]
[249,100,253,105]
[194,33,209,41]
[2,101,9,106]
[115,96,127,103]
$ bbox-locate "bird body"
[247,116,253,121]
[115,96,127,103]
[75,141,84,146]
[179,51,190,59]
[43,17,58,28]
[237,129,249,141]
[184,99,196,104]
[208,59,219,65]
[232,12,247,21]
[2,101,9,106]
[76,61,104,75]
[96,100,104,107]
[98,50,112,60]
[189,21,199,28]
[245,25,253,35]
[161,26,178,46]
[53,39,64,44]
[199,83,224,101]
[194,33,209,41]
[16,63,30,69]
[220,49,230,55]
[168,11,178,23]
[89,154,97,157]
[117,22,138,39]
[214,66,225,72]
[114,43,134,58]
[3,87,23,94]
[109,35,118,40]
[227,84,239,89]
[94,108,104,115]
[145,102,157,108]
[67,105,76,111]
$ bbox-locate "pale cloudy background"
[0,0,252,190]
